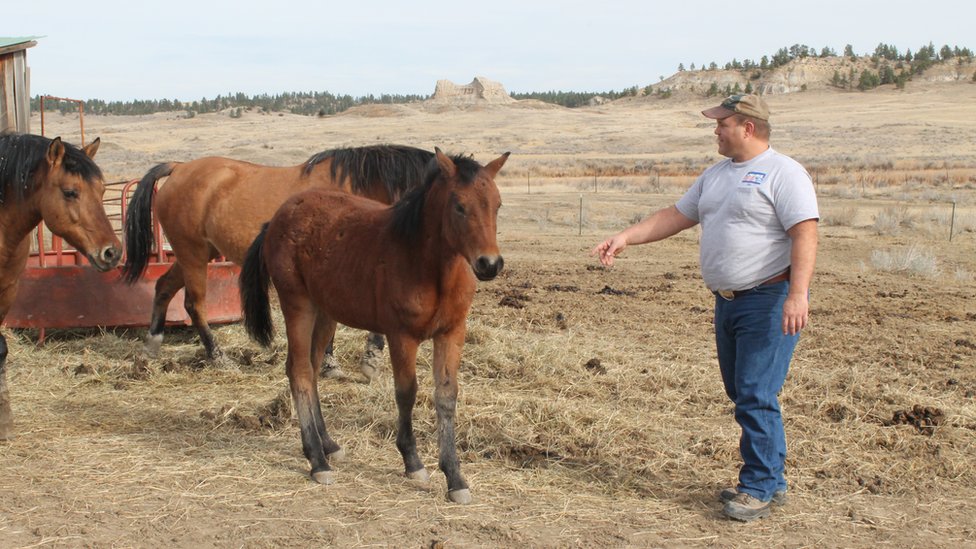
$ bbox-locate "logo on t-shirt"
[741,171,767,185]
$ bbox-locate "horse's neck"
[0,199,41,236]
[0,202,40,269]
[410,196,474,294]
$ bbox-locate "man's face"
[713,115,747,159]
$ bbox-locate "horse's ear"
[83,137,101,159]
[435,147,456,179]
[483,152,510,178]
[46,136,66,168]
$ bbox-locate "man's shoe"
[722,492,772,522]
[719,487,788,506]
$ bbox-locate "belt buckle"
[718,290,736,301]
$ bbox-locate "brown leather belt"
[716,269,790,301]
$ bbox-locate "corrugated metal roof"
[0,36,41,49]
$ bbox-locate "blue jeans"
[714,281,798,502]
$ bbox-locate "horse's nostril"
[474,256,503,280]
[103,246,122,264]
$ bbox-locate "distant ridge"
[648,56,975,97]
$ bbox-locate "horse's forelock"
[60,141,104,182]
[424,153,480,187]
[452,154,481,185]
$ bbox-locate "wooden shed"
[0,36,38,134]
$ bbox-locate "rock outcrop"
[429,76,515,104]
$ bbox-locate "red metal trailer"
[4,179,242,341]
[3,96,241,342]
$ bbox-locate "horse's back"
[264,189,390,330]
[269,189,388,259]
[153,157,313,264]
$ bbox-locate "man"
[591,94,819,522]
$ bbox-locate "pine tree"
[880,64,896,85]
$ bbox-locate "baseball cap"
[701,94,770,121]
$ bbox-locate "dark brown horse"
[239,149,508,503]
[0,133,122,440]
[122,145,433,378]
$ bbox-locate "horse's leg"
[386,333,427,481]
[0,332,13,440]
[359,331,386,383]
[310,313,344,459]
[285,303,341,484]
[181,258,223,361]
[0,287,18,439]
[318,333,343,379]
[431,327,470,504]
[144,262,185,357]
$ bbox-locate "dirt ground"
[1,84,975,548]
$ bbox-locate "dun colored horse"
[239,149,508,503]
[0,133,122,440]
[122,145,433,378]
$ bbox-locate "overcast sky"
[7,0,975,102]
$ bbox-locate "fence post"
[949,201,956,242]
[578,194,583,236]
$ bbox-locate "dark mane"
[302,144,434,201]
[0,133,102,204]
[390,154,481,242]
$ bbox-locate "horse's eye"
[454,203,466,216]
[62,188,80,200]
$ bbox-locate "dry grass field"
[1,83,975,548]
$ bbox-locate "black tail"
[121,163,176,284]
[240,223,274,347]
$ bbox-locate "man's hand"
[782,293,809,335]
[591,236,626,266]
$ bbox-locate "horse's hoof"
[359,362,379,384]
[143,334,163,358]
[1,399,14,440]
[406,468,430,482]
[210,354,238,371]
[327,448,345,462]
[320,365,344,379]
[447,489,472,504]
[323,354,340,369]
[311,470,335,485]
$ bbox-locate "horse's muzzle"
[89,244,123,272]
[473,255,504,281]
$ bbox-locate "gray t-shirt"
[675,147,819,291]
